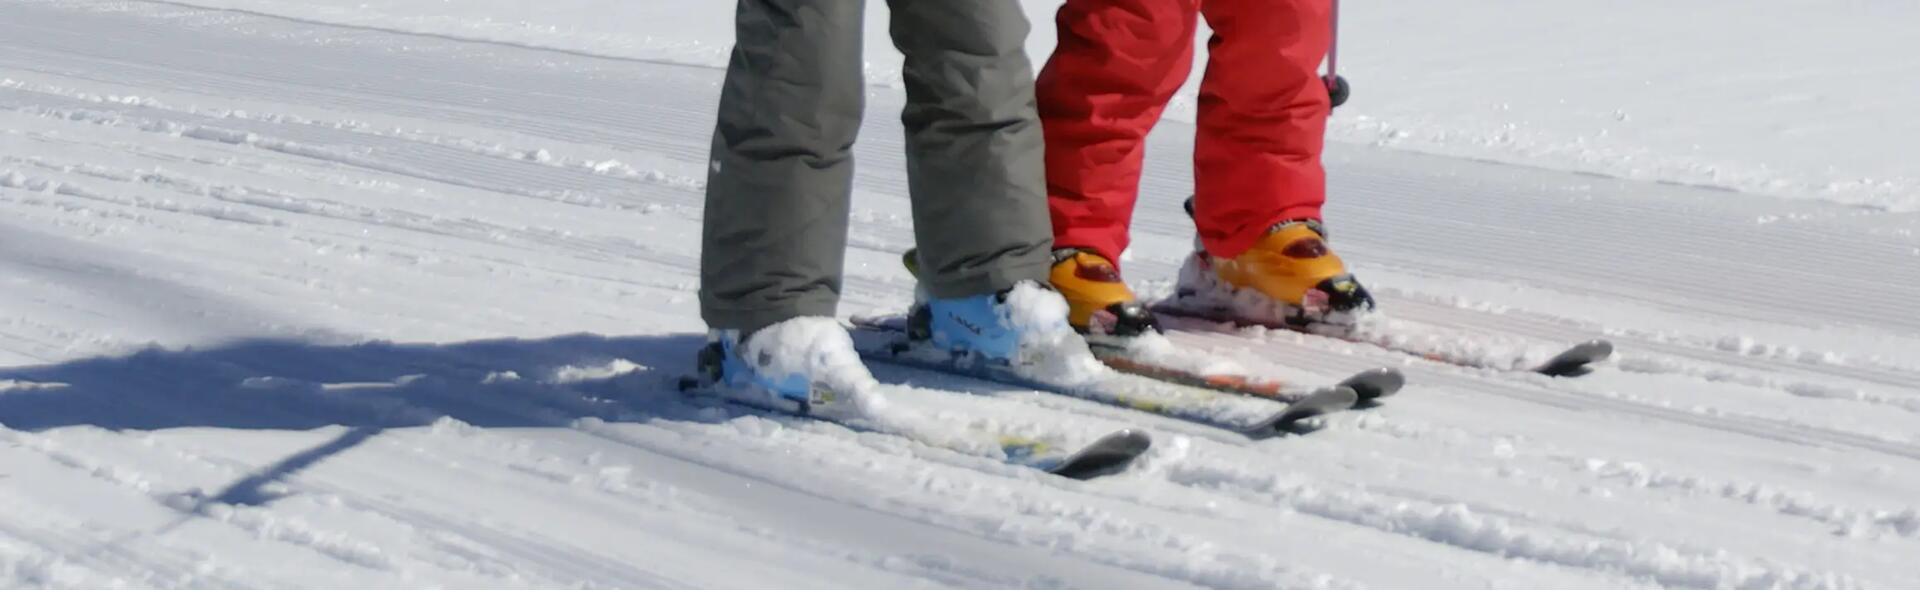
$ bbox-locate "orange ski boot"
[1048,249,1159,337]
[1175,219,1375,325]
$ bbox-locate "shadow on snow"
[0,333,713,507]
[0,333,711,432]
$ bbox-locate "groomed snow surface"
[3,1,1918,588]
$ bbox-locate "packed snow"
[139,0,1920,212]
[718,316,886,417]
[3,1,1918,589]
[996,281,1111,387]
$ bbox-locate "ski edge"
[861,312,1403,404]
[1149,304,1614,379]
[1246,385,1359,439]
[849,317,1355,440]
[1339,367,1407,401]
[675,375,1148,480]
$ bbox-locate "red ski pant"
[1037,0,1332,265]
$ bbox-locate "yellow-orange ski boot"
[1048,249,1159,337]
[1173,220,1375,326]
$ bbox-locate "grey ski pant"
[699,0,1054,333]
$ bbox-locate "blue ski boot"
[692,316,882,419]
[906,281,1109,386]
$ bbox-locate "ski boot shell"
[1047,249,1160,337]
[1207,220,1373,314]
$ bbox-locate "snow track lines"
[2,1,1917,588]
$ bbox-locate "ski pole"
[1324,0,1351,108]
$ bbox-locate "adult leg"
[700,0,867,332]
[888,0,1055,298]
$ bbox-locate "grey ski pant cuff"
[918,257,1052,300]
[699,292,840,335]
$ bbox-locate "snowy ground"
[3,1,1919,588]
[137,0,1920,212]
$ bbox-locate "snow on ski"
[676,372,1151,480]
[847,316,1360,439]
[1083,333,1408,403]
[1149,303,1615,378]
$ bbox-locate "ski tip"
[1339,367,1407,400]
[1581,339,1617,360]
[1263,385,1358,438]
[1049,428,1154,480]
[1535,339,1616,377]
[1105,428,1154,453]
[1308,384,1361,409]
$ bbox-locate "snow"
[2,0,1918,588]
[726,316,886,417]
[137,0,1920,212]
[999,281,1111,387]
[1109,333,1249,380]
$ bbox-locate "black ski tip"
[1264,386,1359,438]
[1535,339,1616,377]
[676,376,703,392]
[1538,364,1592,378]
[1339,367,1407,401]
[1584,339,1617,360]
[1050,429,1152,480]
